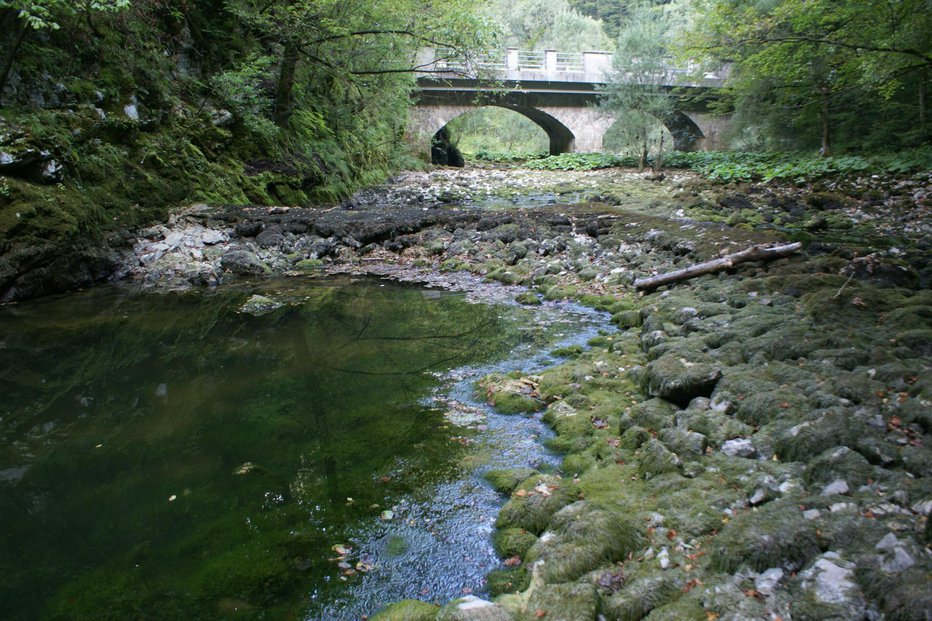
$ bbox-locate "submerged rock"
[370,599,440,621]
[436,596,512,621]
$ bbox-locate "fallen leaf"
[331,544,351,556]
[535,611,547,618]
[683,578,702,593]
[534,483,552,497]
[504,556,522,567]
[666,529,677,540]
[514,489,528,498]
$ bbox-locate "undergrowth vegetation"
[524,147,932,182]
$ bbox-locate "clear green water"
[0,277,604,620]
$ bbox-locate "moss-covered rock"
[515,291,542,306]
[802,446,872,490]
[620,398,678,433]
[710,499,821,573]
[636,439,683,480]
[774,409,869,462]
[525,501,643,584]
[524,582,599,621]
[484,468,540,495]
[477,374,546,414]
[642,353,721,408]
[658,428,707,458]
[486,567,530,597]
[496,475,577,535]
[677,409,753,448]
[370,599,441,621]
[493,528,539,559]
[602,571,685,621]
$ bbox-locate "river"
[0,273,610,620]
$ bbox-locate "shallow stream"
[0,275,610,620]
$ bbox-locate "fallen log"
[634,242,803,292]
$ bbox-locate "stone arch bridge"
[407,48,730,162]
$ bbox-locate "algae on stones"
[370,599,440,621]
[710,498,822,573]
[524,501,643,584]
[495,474,578,535]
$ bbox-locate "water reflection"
[0,278,509,620]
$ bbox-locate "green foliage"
[484,0,615,52]
[1,0,129,31]
[447,107,549,157]
[687,0,932,151]
[525,152,627,170]
[601,1,678,167]
[524,147,932,181]
[661,148,932,182]
[471,148,548,163]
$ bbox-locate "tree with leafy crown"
[601,0,676,169]
[687,0,932,152]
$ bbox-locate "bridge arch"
[425,104,577,164]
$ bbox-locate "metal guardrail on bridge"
[416,48,728,88]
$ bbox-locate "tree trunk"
[634,242,803,292]
[653,128,664,172]
[273,41,300,128]
[0,20,27,107]
[819,87,832,157]
[920,69,927,127]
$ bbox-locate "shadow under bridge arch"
[432,104,577,164]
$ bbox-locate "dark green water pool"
[0,276,607,620]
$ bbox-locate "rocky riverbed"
[123,165,931,621]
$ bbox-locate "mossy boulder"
[493,528,538,558]
[370,600,440,621]
[802,446,872,490]
[734,389,810,426]
[774,409,869,462]
[620,398,678,433]
[857,565,932,621]
[524,582,599,621]
[496,475,577,535]
[678,409,753,448]
[710,498,822,573]
[484,468,540,495]
[613,310,643,329]
[642,353,721,408]
[602,572,685,621]
[477,374,545,414]
[636,439,683,480]
[525,501,643,584]
[486,567,530,597]
[620,425,652,450]
[515,291,542,306]
[658,428,707,457]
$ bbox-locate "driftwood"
[634,242,803,292]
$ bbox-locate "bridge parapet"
[416,48,728,88]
